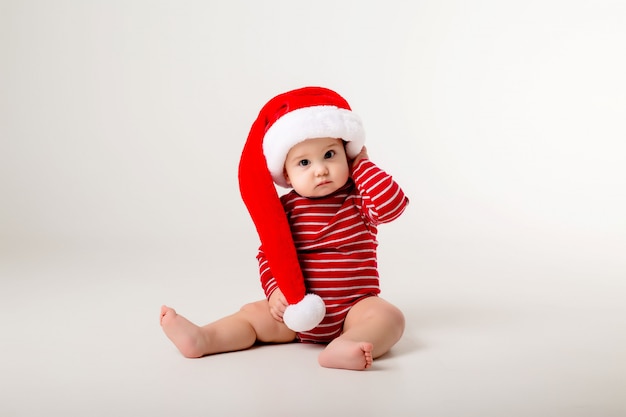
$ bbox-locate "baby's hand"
[268,288,288,322]
[351,146,369,172]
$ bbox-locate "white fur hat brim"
[263,105,365,188]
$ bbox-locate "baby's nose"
[315,163,329,175]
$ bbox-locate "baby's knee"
[374,301,406,337]
[239,300,295,343]
[239,300,268,316]
[390,304,405,325]
[379,303,405,333]
[392,306,406,334]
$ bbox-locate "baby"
[161,87,408,370]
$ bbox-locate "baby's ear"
[283,169,291,186]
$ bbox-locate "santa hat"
[238,86,365,332]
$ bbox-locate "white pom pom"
[282,294,326,332]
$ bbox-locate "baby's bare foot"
[160,305,207,358]
[318,339,374,370]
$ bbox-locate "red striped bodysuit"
[257,159,409,343]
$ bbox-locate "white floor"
[1,237,624,417]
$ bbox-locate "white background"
[1,1,625,416]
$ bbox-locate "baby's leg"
[318,338,374,370]
[318,297,405,370]
[160,300,295,358]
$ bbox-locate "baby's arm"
[257,248,278,299]
[257,248,289,322]
[351,155,409,224]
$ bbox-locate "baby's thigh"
[239,300,296,343]
[344,296,405,329]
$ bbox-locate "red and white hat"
[238,86,365,332]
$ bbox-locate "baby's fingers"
[270,306,284,322]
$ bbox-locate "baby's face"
[283,137,349,198]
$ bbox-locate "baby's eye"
[324,150,335,159]
[299,159,310,167]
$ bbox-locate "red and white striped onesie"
[257,159,409,343]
